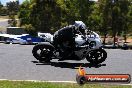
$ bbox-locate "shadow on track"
[31,61,106,69]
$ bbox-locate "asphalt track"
[0,44,132,83]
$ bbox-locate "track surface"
[0,44,132,83]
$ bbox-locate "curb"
[0,79,131,85]
[0,79,76,83]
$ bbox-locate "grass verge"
[0,81,131,88]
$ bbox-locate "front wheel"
[32,44,54,62]
[86,49,107,64]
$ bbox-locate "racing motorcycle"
[32,31,107,64]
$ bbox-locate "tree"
[118,0,131,42]
[98,0,112,44]
[88,2,101,32]
[0,1,3,9]
[7,0,19,27]
[30,0,62,33]
[18,0,132,38]
[97,0,131,45]
[127,1,132,35]
[18,0,102,35]
[18,0,31,26]
[18,0,37,35]
[0,7,8,16]
[111,0,130,44]
[0,1,3,15]
[56,0,79,26]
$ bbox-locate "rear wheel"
[86,49,107,64]
[32,44,54,62]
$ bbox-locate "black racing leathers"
[53,25,76,57]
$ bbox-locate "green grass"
[0,81,131,88]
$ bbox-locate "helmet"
[74,21,86,34]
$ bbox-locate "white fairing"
[38,31,102,49]
[75,34,85,45]
[75,32,102,49]
[38,33,53,42]
[88,31,102,48]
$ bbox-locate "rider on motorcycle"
[53,21,87,59]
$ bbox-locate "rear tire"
[32,44,54,62]
[86,49,107,64]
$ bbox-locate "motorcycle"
[32,31,107,64]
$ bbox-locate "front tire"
[32,44,54,62]
[86,49,107,64]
